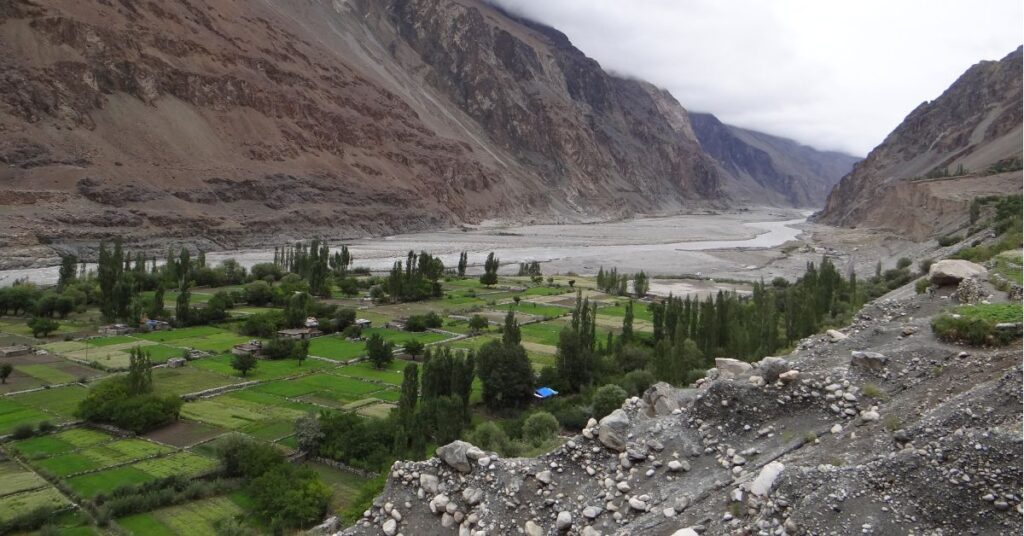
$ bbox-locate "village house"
[232,340,263,357]
[0,345,31,358]
[277,328,323,340]
[355,318,372,329]
[167,357,187,368]
[98,324,133,336]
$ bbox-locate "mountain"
[0,0,731,261]
[690,112,860,207]
[816,47,1023,238]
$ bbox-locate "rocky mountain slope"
[339,280,1022,536]
[0,0,859,267]
[816,47,1023,238]
[690,113,860,207]
[0,0,719,262]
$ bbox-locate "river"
[0,209,809,287]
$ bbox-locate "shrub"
[11,424,34,439]
[931,305,1020,346]
[76,376,182,434]
[937,234,961,247]
[522,411,559,447]
[591,384,628,420]
[619,370,655,396]
[918,258,934,274]
[406,312,443,332]
[552,405,589,432]
[896,257,912,270]
[915,278,931,294]
[37,421,55,433]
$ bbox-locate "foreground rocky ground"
[335,277,1022,535]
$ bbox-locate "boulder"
[851,351,889,370]
[307,516,340,535]
[671,530,699,536]
[419,473,439,494]
[524,520,544,536]
[749,462,784,496]
[598,409,630,452]
[929,259,986,286]
[436,440,476,473]
[826,329,848,342]
[381,518,397,536]
[755,356,789,382]
[715,358,752,378]
[643,382,681,416]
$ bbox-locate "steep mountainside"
[0,0,731,264]
[691,112,860,207]
[816,47,1023,238]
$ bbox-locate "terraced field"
[118,494,246,536]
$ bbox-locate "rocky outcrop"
[816,47,1024,238]
[341,284,1022,536]
[929,259,987,286]
[690,112,860,207]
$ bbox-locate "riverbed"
[0,208,810,287]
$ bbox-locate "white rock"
[861,410,880,421]
[555,511,572,531]
[830,424,843,434]
[582,506,603,519]
[826,329,848,341]
[715,357,752,378]
[779,370,800,382]
[750,461,785,496]
[382,518,397,536]
[628,497,648,511]
[671,529,700,536]
[524,520,544,536]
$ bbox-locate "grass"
[362,328,449,346]
[508,302,572,319]
[118,494,244,536]
[132,451,219,479]
[333,362,406,386]
[86,335,138,347]
[181,393,311,429]
[66,465,158,499]
[308,337,366,360]
[305,461,368,512]
[152,366,242,396]
[597,301,654,321]
[0,486,70,523]
[0,398,55,435]
[932,303,1022,346]
[136,326,228,342]
[192,353,333,380]
[991,250,1023,285]
[520,321,568,346]
[12,428,112,458]
[10,384,89,417]
[36,439,172,477]
[0,460,49,496]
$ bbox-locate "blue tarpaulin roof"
[534,387,559,399]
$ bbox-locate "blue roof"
[534,387,559,399]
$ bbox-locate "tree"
[249,465,331,530]
[457,252,468,277]
[592,384,627,420]
[291,340,310,365]
[403,339,425,359]
[501,309,521,346]
[522,411,559,447]
[28,317,59,338]
[480,252,499,286]
[127,346,153,395]
[284,292,312,329]
[366,334,394,369]
[175,280,191,326]
[634,271,649,297]
[148,283,166,319]
[58,254,77,291]
[397,363,419,425]
[468,314,489,334]
[294,414,323,454]
[621,300,634,343]
[0,363,12,384]
[231,351,258,377]
[475,340,534,411]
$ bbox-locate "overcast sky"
[490,0,1023,156]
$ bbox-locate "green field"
[118,494,245,536]
[363,328,449,346]
[333,361,407,385]
[308,336,366,360]
[305,461,368,512]
[0,460,49,496]
[0,486,70,523]
[192,353,334,380]
[131,451,219,479]
[36,439,172,477]
[13,428,112,458]
[136,326,227,343]
[152,366,242,396]
[597,301,654,321]
[508,302,572,319]
[181,392,311,429]
[66,465,158,499]
[11,384,90,418]
[16,363,77,384]
[519,321,568,346]
[87,335,137,347]
[0,398,56,435]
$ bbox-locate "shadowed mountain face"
[815,47,1023,238]
[690,112,860,208]
[0,0,735,258]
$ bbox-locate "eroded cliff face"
[0,0,728,263]
[815,47,1023,238]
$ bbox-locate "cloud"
[489,0,1023,155]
